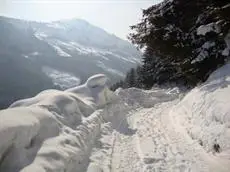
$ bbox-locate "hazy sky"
[0,0,162,39]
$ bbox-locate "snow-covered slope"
[42,66,81,89]
[0,16,142,109]
[1,64,230,172]
[172,63,230,157]
[33,19,141,83]
[0,16,141,88]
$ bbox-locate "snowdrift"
[172,63,230,156]
[0,74,114,172]
[115,87,179,108]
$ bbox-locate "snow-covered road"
[87,76,230,172]
[89,96,230,172]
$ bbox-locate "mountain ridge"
[0,15,141,108]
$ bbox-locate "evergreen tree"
[128,0,230,88]
[135,65,144,88]
[124,68,136,88]
[110,80,125,91]
[110,67,141,90]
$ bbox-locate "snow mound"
[172,63,230,155]
[22,110,105,172]
[66,74,114,108]
[0,74,114,172]
[86,74,108,88]
[115,87,180,108]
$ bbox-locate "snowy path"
[90,97,230,172]
[110,131,142,172]
[134,103,208,172]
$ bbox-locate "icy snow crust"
[1,64,230,171]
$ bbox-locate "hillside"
[0,16,141,108]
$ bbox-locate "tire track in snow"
[133,102,210,172]
[88,97,230,172]
[110,131,142,172]
[108,108,142,172]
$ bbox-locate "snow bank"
[67,74,114,108]
[115,87,180,108]
[172,63,230,154]
[86,122,114,172]
[22,110,104,172]
[0,74,114,172]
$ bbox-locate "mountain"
[0,16,141,108]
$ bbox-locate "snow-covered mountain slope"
[42,66,81,89]
[0,16,141,86]
[0,16,142,108]
[1,64,230,172]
